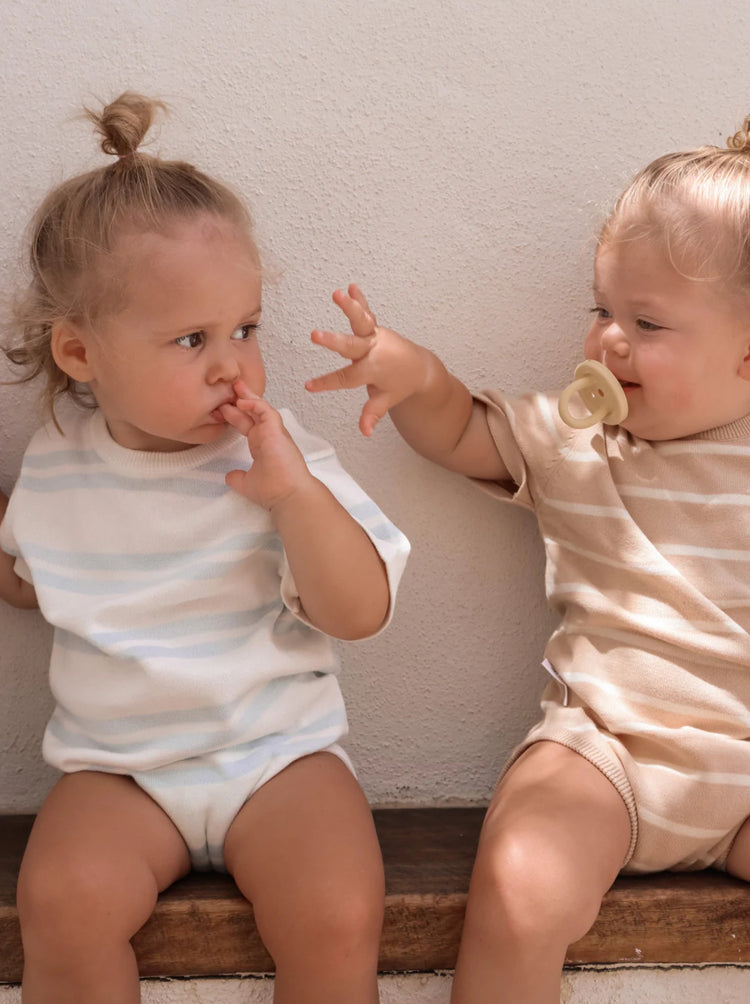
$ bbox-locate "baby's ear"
[51,321,94,382]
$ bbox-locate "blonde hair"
[600,116,750,295]
[3,91,256,418]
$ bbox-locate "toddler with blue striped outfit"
[0,91,409,1004]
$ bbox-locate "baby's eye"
[637,318,661,332]
[589,306,611,320]
[175,331,204,349]
[231,324,258,341]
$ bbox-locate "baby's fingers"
[225,468,247,493]
[310,326,374,361]
[347,283,375,321]
[233,380,263,405]
[359,389,392,437]
[220,402,255,436]
[305,360,367,395]
[331,288,377,338]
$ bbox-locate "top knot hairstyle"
[726,115,750,154]
[600,113,750,296]
[3,91,255,419]
[87,90,164,160]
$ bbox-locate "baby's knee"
[17,849,150,949]
[20,855,85,927]
[262,868,384,970]
[466,828,602,948]
[314,869,383,948]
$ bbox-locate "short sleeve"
[470,389,579,511]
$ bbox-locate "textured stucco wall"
[1,0,749,813]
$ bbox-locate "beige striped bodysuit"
[476,389,750,873]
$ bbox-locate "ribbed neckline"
[87,409,244,473]
[687,412,750,442]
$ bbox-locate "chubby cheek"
[582,325,600,360]
[641,359,698,414]
[238,351,267,397]
[659,382,694,413]
[139,373,195,420]
[243,367,266,398]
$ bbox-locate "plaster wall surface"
[0,0,748,817]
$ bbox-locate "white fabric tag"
[542,658,569,707]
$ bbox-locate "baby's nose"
[601,323,629,356]
[208,346,241,383]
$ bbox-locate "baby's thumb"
[225,469,248,495]
[360,392,390,436]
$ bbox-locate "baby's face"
[583,238,750,440]
[80,214,265,452]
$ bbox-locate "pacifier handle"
[558,360,628,430]
[558,377,608,429]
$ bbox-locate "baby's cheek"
[582,328,599,358]
[644,355,691,406]
[662,383,695,413]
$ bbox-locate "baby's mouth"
[211,398,236,422]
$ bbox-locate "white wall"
[1,0,749,813]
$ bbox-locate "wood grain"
[2,808,750,981]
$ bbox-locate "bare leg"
[450,741,632,1004]
[224,752,383,1004]
[18,771,190,1004]
[725,815,750,880]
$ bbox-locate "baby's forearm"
[390,348,509,481]
[389,348,472,460]
[271,478,390,640]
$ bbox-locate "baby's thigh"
[17,770,190,939]
[722,814,750,880]
[224,752,384,956]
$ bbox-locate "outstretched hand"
[306,284,430,436]
[220,381,312,511]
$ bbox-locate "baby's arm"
[0,492,38,609]
[306,285,510,483]
[220,383,389,640]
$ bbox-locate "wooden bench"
[2,807,750,981]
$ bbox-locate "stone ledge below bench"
[2,807,750,981]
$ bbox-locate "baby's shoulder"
[22,409,87,453]
[22,409,93,461]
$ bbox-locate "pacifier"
[557,360,628,429]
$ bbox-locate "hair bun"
[727,115,750,153]
[86,91,167,160]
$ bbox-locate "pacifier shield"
[558,360,628,429]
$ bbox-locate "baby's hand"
[306,284,431,436]
[220,382,312,512]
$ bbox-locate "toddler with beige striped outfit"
[307,115,750,1003]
